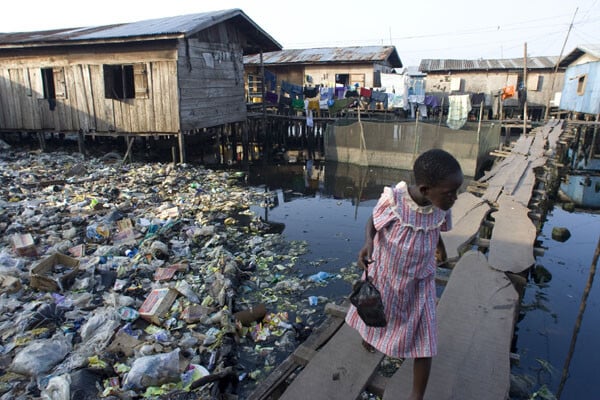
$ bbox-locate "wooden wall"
[0,41,180,134]
[178,24,247,131]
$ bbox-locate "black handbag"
[349,266,387,327]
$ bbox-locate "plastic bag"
[10,332,72,376]
[349,269,387,327]
[123,348,181,389]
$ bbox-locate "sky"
[1,0,598,67]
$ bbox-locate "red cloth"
[360,87,372,98]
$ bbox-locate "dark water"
[246,161,600,400]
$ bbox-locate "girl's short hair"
[413,149,462,186]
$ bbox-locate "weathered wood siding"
[0,42,179,133]
[178,25,246,131]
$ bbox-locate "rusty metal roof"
[419,56,559,72]
[243,46,402,68]
[559,44,600,67]
[0,9,281,53]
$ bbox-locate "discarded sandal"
[362,340,376,353]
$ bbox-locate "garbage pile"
[0,146,348,399]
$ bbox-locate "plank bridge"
[248,119,566,400]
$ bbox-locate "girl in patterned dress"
[346,149,463,400]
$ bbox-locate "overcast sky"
[1,0,598,67]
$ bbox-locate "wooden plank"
[487,194,536,273]
[511,134,533,155]
[512,157,546,206]
[383,251,518,400]
[279,324,384,400]
[441,193,490,260]
[248,314,345,400]
[502,156,529,196]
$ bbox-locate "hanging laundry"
[424,95,440,109]
[320,86,334,101]
[328,98,354,115]
[264,70,277,91]
[307,100,320,112]
[264,91,278,105]
[291,98,305,111]
[306,109,314,128]
[360,87,372,99]
[501,85,515,100]
[370,90,388,109]
[281,81,303,96]
[303,86,319,98]
[470,93,485,106]
[335,86,346,99]
[447,94,471,130]
[390,93,404,109]
[345,90,359,98]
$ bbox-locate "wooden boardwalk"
[249,120,565,400]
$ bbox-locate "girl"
[345,148,463,400]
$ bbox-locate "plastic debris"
[0,147,346,399]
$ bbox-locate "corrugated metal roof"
[0,9,281,52]
[244,46,402,68]
[559,44,600,67]
[419,56,559,72]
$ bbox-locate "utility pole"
[523,42,528,136]
[544,7,578,120]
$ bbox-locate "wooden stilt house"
[0,9,281,160]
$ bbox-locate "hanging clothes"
[501,85,515,100]
[264,70,277,92]
[264,91,278,105]
[447,94,471,130]
[303,86,319,98]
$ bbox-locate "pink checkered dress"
[345,181,451,358]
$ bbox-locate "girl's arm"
[435,236,448,267]
[358,215,376,270]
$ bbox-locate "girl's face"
[424,171,464,210]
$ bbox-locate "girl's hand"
[357,243,373,270]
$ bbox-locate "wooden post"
[523,42,528,136]
[588,113,599,163]
[178,131,186,164]
[477,100,484,146]
[37,132,46,152]
[260,50,268,164]
[77,131,85,156]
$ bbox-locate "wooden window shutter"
[53,67,67,99]
[133,63,149,99]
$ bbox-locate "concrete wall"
[324,120,500,178]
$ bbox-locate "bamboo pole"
[557,234,600,399]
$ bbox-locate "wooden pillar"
[37,132,46,152]
[242,121,249,166]
[77,131,85,156]
[178,131,186,164]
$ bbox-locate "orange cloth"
[501,85,515,100]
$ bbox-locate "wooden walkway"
[249,119,565,400]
